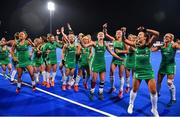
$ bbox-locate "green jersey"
[65,44,76,69]
[78,47,90,68]
[134,46,154,80]
[112,41,126,65]
[0,46,10,65]
[43,42,62,65]
[125,47,135,69]
[158,43,176,75]
[16,40,32,68]
[91,41,106,72]
[33,48,43,67]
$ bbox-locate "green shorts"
[16,61,32,68]
[158,63,176,75]
[134,68,154,80]
[0,58,10,65]
[111,58,124,66]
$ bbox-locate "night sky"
[0,0,180,40]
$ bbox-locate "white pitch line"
[0,73,117,117]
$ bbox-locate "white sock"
[168,83,176,100]
[2,70,5,76]
[17,83,21,88]
[46,72,50,83]
[110,76,115,88]
[34,73,39,82]
[75,75,81,85]
[37,72,40,79]
[63,74,68,85]
[90,88,95,93]
[42,71,46,82]
[68,75,75,86]
[61,73,65,82]
[52,72,56,81]
[126,77,130,87]
[150,93,158,110]
[120,77,124,91]
[11,70,17,81]
[99,81,105,94]
[129,90,137,105]
[32,81,36,86]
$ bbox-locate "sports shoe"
[46,82,50,88]
[151,108,159,117]
[16,87,21,94]
[167,99,176,107]
[89,91,95,100]
[74,85,79,92]
[67,84,72,90]
[62,84,66,91]
[98,92,104,100]
[32,86,36,92]
[10,80,16,84]
[118,90,123,98]
[127,104,133,114]
[42,81,47,86]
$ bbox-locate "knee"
[119,73,123,78]
[125,73,129,78]
[150,89,157,95]
[132,89,137,93]
[167,79,173,86]
[110,70,114,76]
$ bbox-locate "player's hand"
[121,27,127,32]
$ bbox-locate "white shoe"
[151,108,159,117]
[127,104,133,114]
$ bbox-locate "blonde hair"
[165,33,174,41]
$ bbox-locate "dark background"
[0,0,180,40]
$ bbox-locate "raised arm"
[79,37,95,48]
[61,27,69,43]
[106,33,115,41]
[172,41,180,49]
[146,29,160,37]
[103,23,115,41]
[146,29,160,47]
[28,38,35,47]
[151,46,161,52]
[123,38,136,47]
[67,23,74,34]
[121,27,136,47]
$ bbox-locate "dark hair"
[41,36,48,43]
[140,31,150,41]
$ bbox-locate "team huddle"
[0,23,180,117]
